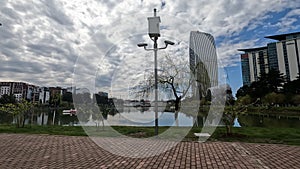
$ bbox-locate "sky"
[0,0,300,98]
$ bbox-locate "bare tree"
[132,55,192,110]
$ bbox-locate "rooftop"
[238,46,267,52]
[265,31,300,41]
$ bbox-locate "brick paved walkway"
[0,134,299,168]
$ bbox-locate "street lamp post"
[137,9,175,136]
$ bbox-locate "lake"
[1,109,300,128]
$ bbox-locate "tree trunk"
[174,97,181,127]
[102,119,105,130]
[226,125,232,136]
[22,115,25,128]
[30,110,34,128]
[175,111,179,126]
[41,112,44,126]
[193,116,198,127]
[174,97,181,111]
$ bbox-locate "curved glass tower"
[189,31,218,98]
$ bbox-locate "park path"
[0,133,299,168]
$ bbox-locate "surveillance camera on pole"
[164,40,175,46]
[137,43,148,47]
[147,9,160,38]
[137,8,175,136]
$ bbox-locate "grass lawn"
[0,125,299,146]
[209,127,300,146]
[0,125,87,136]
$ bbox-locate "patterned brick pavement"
[0,133,299,168]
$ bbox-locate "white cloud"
[0,0,299,93]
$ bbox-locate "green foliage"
[236,85,250,98]
[0,94,16,104]
[0,99,33,128]
[62,92,73,103]
[236,95,252,105]
[236,70,300,105]
[291,95,300,105]
[284,74,300,94]
[94,94,108,104]
[222,104,247,135]
[50,93,61,107]
[262,92,286,105]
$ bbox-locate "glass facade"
[282,41,290,81]
[241,54,251,86]
[189,31,218,98]
[267,42,279,70]
[241,32,300,85]
[252,52,258,81]
[294,39,300,75]
[258,51,266,74]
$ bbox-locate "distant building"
[0,81,78,104]
[265,32,300,81]
[0,85,10,97]
[27,84,40,103]
[0,82,39,101]
[240,31,300,86]
[66,86,76,94]
[39,87,50,104]
[98,91,108,98]
[0,82,38,102]
[49,87,65,97]
[239,47,268,86]
[49,87,66,104]
[189,31,218,98]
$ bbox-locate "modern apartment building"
[39,87,50,104]
[189,31,218,98]
[0,82,39,102]
[239,47,268,86]
[240,32,300,86]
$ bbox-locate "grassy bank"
[0,125,299,146]
[209,127,300,146]
[0,125,87,136]
[245,106,300,117]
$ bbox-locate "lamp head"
[137,43,148,47]
[164,40,175,45]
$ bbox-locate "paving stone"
[0,134,299,168]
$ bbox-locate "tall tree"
[262,92,286,106]
[284,74,300,94]
[258,69,285,93]
[236,85,250,98]
[62,92,73,103]
[132,54,195,112]
[241,69,286,100]
[0,99,33,128]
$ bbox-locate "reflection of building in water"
[189,31,218,99]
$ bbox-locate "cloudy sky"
[1,0,300,96]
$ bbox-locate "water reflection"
[1,107,299,128]
[105,111,193,126]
